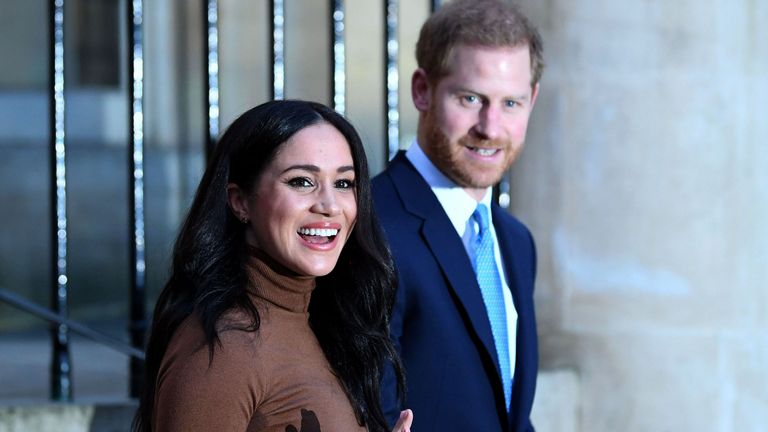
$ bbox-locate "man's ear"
[226,183,249,222]
[530,82,540,110]
[411,68,432,112]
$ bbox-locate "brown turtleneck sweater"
[153,255,366,432]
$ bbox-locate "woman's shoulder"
[153,312,267,430]
[161,311,263,373]
[215,308,264,355]
[157,312,267,399]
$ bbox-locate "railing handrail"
[0,287,146,361]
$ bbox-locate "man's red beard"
[421,110,517,189]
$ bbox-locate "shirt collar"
[405,140,493,237]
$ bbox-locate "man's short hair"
[416,0,544,86]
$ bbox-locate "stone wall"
[515,1,768,430]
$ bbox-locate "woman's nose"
[311,186,341,216]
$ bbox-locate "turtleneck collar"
[246,249,316,313]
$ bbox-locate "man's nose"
[472,105,501,140]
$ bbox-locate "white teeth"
[472,148,497,156]
[298,228,339,237]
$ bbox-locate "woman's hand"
[392,409,413,432]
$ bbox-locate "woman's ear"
[227,183,250,223]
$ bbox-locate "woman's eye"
[335,179,355,189]
[286,177,314,188]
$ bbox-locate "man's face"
[414,44,539,198]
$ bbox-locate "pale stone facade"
[515,1,768,430]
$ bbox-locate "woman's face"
[233,122,358,277]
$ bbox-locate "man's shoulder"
[371,156,422,204]
[371,168,390,190]
[371,166,397,202]
[492,205,534,240]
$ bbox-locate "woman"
[133,100,412,431]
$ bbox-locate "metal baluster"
[495,176,511,209]
[271,0,285,100]
[204,0,220,156]
[128,0,147,398]
[331,0,345,115]
[385,0,399,161]
[49,0,72,402]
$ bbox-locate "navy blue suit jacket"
[373,152,538,432]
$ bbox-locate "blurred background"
[0,0,765,431]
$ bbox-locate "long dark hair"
[133,100,404,431]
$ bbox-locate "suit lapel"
[387,153,499,368]
[492,203,534,428]
[492,204,524,313]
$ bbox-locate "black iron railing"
[4,0,514,403]
[127,0,148,399]
[0,288,145,361]
[48,0,71,402]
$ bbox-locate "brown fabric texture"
[152,254,365,432]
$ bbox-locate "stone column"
[514,1,768,430]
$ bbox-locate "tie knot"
[473,204,491,234]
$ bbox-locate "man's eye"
[463,95,478,104]
[505,99,519,108]
[335,179,355,189]
[286,177,314,188]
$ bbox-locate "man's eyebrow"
[509,94,531,102]
[452,86,531,102]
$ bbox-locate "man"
[373,1,543,430]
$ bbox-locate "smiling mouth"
[297,227,339,244]
[468,147,499,157]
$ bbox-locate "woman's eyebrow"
[282,164,319,174]
[281,164,355,174]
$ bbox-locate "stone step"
[0,325,131,401]
[0,401,136,432]
[0,326,579,431]
[0,370,579,432]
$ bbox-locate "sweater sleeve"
[153,317,264,432]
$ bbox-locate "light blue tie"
[472,203,511,410]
